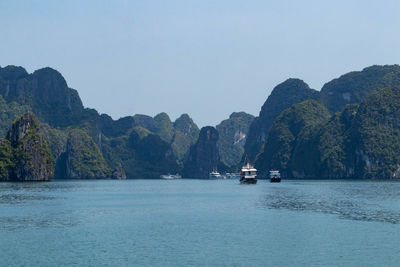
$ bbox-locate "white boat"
[240,162,257,184]
[160,174,182,179]
[209,170,223,179]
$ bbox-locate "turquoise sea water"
[0,179,399,266]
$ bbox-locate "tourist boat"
[269,170,281,183]
[160,174,182,179]
[209,170,223,179]
[240,162,257,184]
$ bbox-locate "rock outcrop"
[256,85,400,179]
[255,100,330,178]
[244,79,319,162]
[0,113,53,181]
[101,127,180,179]
[183,126,219,178]
[216,112,254,167]
[319,65,400,113]
[0,139,14,179]
[0,66,84,127]
[171,114,200,162]
[55,129,111,179]
[112,163,127,180]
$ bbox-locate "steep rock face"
[39,123,68,163]
[112,163,127,180]
[132,114,158,132]
[0,65,29,81]
[132,113,174,142]
[171,114,200,162]
[129,132,179,178]
[153,112,174,143]
[320,65,400,113]
[3,113,53,181]
[263,85,400,179]
[55,129,111,179]
[99,114,136,138]
[352,86,400,178]
[244,79,319,162]
[0,66,84,127]
[290,104,358,178]
[0,94,31,138]
[216,112,254,167]
[101,127,179,179]
[255,100,330,178]
[0,139,14,179]
[183,126,219,178]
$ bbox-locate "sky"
[1,0,400,127]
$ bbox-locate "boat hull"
[240,178,257,184]
[270,177,281,183]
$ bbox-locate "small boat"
[269,170,281,183]
[209,170,223,179]
[160,174,182,179]
[240,162,257,184]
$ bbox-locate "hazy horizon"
[1,0,400,126]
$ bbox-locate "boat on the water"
[240,162,257,184]
[209,170,223,179]
[160,174,182,179]
[269,170,281,183]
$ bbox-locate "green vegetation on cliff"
[255,85,400,179]
[244,79,319,162]
[183,126,220,178]
[55,129,111,179]
[0,139,13,178]
[0,95,31,137]
[255,100,330,177]
[171,114,199,162]
[2,64,400,180]
[320,65,400,113]
[216,112,254,167]
[353,86,400,178]
[101,127,180,178]
[0,113,53,181]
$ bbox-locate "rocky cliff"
[0,66,84,127]
[55,129,111,179]
[244,79,319,162]
[352,86,400,178]
[0,113,53,181]
[216,112,254,167]
[256,85,400,179]
[0,139,14,179]
[320,65,400,113]
[255,100,330,178]
[101,127,180,179]
[171,114,200,162]
[183,126,220,178]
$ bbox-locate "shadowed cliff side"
[55,129,111,179]
[183,126,220,178]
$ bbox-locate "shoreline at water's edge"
[2,178,400,182]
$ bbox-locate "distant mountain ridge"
[1,64,400,179]
[243,64,400,171]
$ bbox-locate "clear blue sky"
[1,0,400,126]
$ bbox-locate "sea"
[0,179,399,266]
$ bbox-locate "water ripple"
[259,184,400,224]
